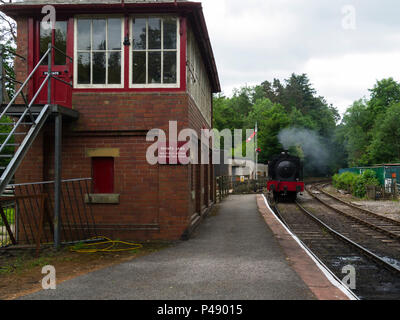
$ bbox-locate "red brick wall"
[71,92,189,132]
[14,17,29,104]
[13,18,215,241]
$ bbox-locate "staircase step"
[0,132,27,136]
[4,144,20,147]
[5,113,39,116]
[0,123,33,126]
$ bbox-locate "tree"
[246,99,290,163]
[1,10,17,101]
[368,78,400,117]
[367,103,400,164]
[340,99,372,166]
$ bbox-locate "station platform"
[21,194,349,300]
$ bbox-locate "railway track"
[272,199,400,300]
[303,184,400,268]
[310,183,400,240]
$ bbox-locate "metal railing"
[216,176,268,201]
[0,42,73,122]
[216,176,230,202]
[0,43,73,189]
[0,178,97,250]
[0,43,74,250]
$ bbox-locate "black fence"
[0,178,97,250]
[216,176,269,201]
[366,184,399,200]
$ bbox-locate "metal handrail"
[0,46,51,119]
[52,45,73,62]
[0,43,73,111]
[0,43,73,154]
[0,74,50,154]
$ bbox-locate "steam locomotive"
[267,151,304,202]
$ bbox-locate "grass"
[0,251,60,275]
[0,208,15,226]
[0,242,170,276]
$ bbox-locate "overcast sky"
[201,0,400,116]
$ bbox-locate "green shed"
[339,164,400,190]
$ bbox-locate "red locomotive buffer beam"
[267,181,305,193]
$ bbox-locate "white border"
[129,16,180,89]
[73,15,125,89]
[261,194,359,301]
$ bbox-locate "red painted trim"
[124,15,130,90]
[73,15,187,93]
[8,2,220,93]
[67,17,74,66]
[28,18,34,102]
[267,181,305,193]
[179,16,187,93]
[1,2,202,14]
[73,88,186,94]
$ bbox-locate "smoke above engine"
[278,128,331,177]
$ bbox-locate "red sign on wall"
[158,142,189,165]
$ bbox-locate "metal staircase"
[0,43,70,195]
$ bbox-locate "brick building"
[0,0,220,242]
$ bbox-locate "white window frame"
[74,15,125,89]
[129,16,180,89]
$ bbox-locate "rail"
[0,43,73,174]
[294,201,400,274]
[0,43,74,249]
[0,178,96,251]
[216,176,268,201]
[271,199,400,300]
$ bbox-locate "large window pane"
[132,51,146,84]
[148,18,161,49]
[93,52,106,84]
[93,19,106,50]
[131,17,179,86]
[148,52,161,83]
[77,52,90,84]
[77,19,91,50]
[108,52,121,84]
[163,18,177,50]
[108,18,121,50]
[40,24,51,65]
[163,51,177,84]
[54,21,67,65]
[132,18,146,50]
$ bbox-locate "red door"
[34,20,72,108]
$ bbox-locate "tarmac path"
[22,195,315,300]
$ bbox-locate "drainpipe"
[48,43,62,250]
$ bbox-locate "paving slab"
[21,195,316,300]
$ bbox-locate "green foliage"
[1,39,17,101]
[333,170,380,198]
[338,78,400,167]
[213,73,339,170]
[332,172,358,192]
[0,207,14,226]
[367,103,400,164]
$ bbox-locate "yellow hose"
[69,237,143,253]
